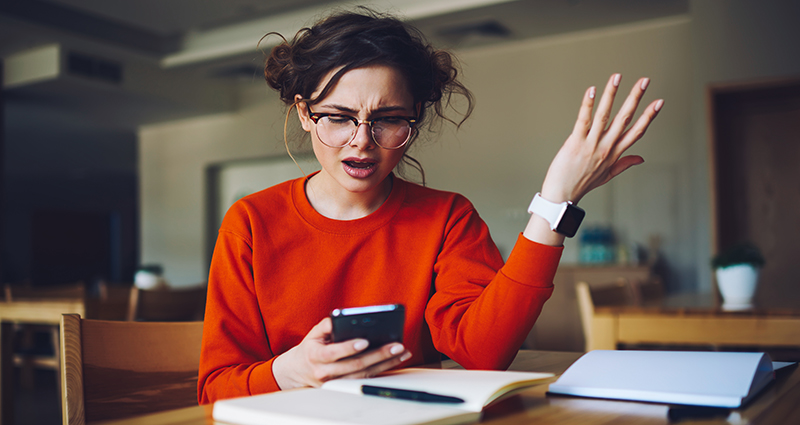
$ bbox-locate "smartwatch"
[527,193,585,238]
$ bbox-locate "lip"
[342,157,378,179]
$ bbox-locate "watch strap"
[527,193,567,231]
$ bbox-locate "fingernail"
[612,73,621,87]
[354,340,369,351]
[640,78,650,91]
[400,352,413,362]
[588,86,596,99]
[390,344,404,355]
[655,99,664,111]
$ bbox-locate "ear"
[295,95,312,132]
[415,102,422,118]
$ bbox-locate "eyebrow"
[318,103,412,115]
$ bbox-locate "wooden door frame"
[707,75,800,298]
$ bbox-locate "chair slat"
[59,314,203,425]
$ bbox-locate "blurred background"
[3,1,800,423]
[2,0,799,304]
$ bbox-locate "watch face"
[556,204,586,238]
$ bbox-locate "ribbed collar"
[291,172,407,235]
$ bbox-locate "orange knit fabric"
[198,174,562,404]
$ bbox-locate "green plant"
[137,264,164,275]
[711,242,765,269]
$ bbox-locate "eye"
[322,115,353,125]
[375,117,408,126]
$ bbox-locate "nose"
[348,122,375,150]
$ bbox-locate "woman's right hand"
[272,317,412,390]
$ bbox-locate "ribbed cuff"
[248,357,281,394]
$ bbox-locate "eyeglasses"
[307,109,417,150]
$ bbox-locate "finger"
[337,344,413,380]
[571,86,596,137]
[611,98,664,157]
[604,77,649,144]
[588,73,622,139]
[315,338,370,364]
[306,317,333,343]
[607,155,645,181]
[339,352,412,380]
[320,343,408,380]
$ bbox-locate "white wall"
[140,17,693,288]
[416,16,693,290]
[139,88,292,286]
[140,1,800,291]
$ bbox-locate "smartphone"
[330,304,405,349]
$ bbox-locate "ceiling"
[1,0,689,130]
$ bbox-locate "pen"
[667,405,731,422]
[361,385,465,404]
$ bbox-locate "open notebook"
[213,368,554,425]
[548,350,777,408]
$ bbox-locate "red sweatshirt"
[198,174,562,403]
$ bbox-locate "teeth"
[346,161,373,169]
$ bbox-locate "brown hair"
[264,7,473,184]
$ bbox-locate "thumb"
[306,317,333,343]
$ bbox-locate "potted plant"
[711,242,765,311]
[134,264,168,290]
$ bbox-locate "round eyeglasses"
[308,109,417,150]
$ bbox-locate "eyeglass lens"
[316,116,411,149]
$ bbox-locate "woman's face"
[298,65,415,198]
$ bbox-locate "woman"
[198,9,662,403]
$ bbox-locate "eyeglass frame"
[306,108,418,150]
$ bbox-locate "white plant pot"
[134,270,168,290]
[715,264,759,311]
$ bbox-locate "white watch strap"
[527,193,566,231]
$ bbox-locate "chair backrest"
[576,280,635,352]
[126,285,207,322]
[629,276,665,305]
[60,314,204,425]
[85,283,132,321]
[4,282,85,301]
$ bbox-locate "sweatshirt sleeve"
[424,205,562,370]
[197,210,281,404]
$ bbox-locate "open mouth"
[342,158,378,178]
[343,160,376,169]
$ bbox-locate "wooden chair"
[523,265,652,351]
[629,276,665,305]
[3,282,85,389]
[59,314,203,424]
[576,280,635,352]
[126,285,206,322]
[84,282,132,321]
[576,278,666,352]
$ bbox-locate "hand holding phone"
[330,304,405,349]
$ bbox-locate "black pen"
[362,385,465,404]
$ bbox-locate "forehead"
[312,65,413,110]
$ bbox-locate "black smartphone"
[330,304,405,349]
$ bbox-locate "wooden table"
[0,298,85,425]
[93,350,800,425]
[589,293,800,351]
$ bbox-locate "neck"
[305,172,393,220]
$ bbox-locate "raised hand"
[524,74,663,246]
[541,73,663,204]
[272,317,412,390]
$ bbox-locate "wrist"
[527,192,585,238]
[523,214,566,246]
[272,348,305,390]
